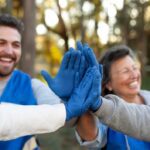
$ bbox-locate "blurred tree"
[114,0,150,74]
[0,0,36,76]
[20,0,36,76]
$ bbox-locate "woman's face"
[106,55,141,99]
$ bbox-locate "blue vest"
[0,70,37,150]
[106,128,150,150]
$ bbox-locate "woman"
[76,45,150,149]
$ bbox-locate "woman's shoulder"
[140,89,150,96]
[140,90,150,104]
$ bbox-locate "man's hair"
[0,14,24,35]
[99,45,135,95]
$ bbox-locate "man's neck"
[0,74,12,82]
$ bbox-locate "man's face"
[0,26,21,78]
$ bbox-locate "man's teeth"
[0,58,12,62]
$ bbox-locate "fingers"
[79,55,86,81]
[84,67,101,108]
[79,67,94,95]
[67,47,81,71]
[74,51,81,71]
[74,72,80,88]
[76,41,83,52]
[41,70,53,87]
[76,41,99,68]
[84,46,98,67]
[60,51,71,70]
[68,48,76,69]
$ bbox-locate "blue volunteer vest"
[0,70,38,150]
[106,128,150,150]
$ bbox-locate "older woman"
[76,45,150,149]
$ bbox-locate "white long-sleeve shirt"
[0,77,65,141]
[0,102,66,141]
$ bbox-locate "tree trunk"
[19,0,36,77]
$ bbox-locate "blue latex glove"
[77,41,103,112]
[90,65,103,112]
[41,48,82,99]
[75,41,88,82]
[65,67,97,121]
[83,44,99,68]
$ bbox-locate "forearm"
[95,95,150,141]
[76,112,98,141]
[75,112,107,148]
[0,103,66,141]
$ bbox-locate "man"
[0,14,101,150]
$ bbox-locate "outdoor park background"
[1,0,150,149]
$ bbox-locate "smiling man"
[0,25,21,77]
[0,13,64,150]
[0,14,103,150]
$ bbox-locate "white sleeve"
[0,102,66,141]
[31,79,62,105]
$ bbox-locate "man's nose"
[5,44,14,54]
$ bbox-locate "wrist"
[76,112,98,141]
[91,97,102,112]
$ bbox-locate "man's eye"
[13,43,21,48]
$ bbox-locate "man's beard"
[0,63,17,77]
[0,52,18,78]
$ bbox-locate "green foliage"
[142,75,150,90]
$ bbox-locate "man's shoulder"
[31,78,46,88]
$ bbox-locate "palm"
[50,69,75,98]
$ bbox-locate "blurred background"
[1,0,150,149]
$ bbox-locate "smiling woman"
[101,45,142,104]
[75,44,150,150]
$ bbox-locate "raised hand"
[65,66,102,121]
[77,41,103,70]
[41,48,81,99]
[90,65,103,112]
[77,42,103,111]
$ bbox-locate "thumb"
[41,70,53,87]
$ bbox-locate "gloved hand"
[77,41,101,67]
[90,65,103,112]
[41,47,82,99]
[77,41,103,112]
[83,44,99,68]
[65,66,101,121]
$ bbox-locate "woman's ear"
[106,82,112,91]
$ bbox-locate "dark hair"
[99,45,135,95]
[0,14,24,35]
